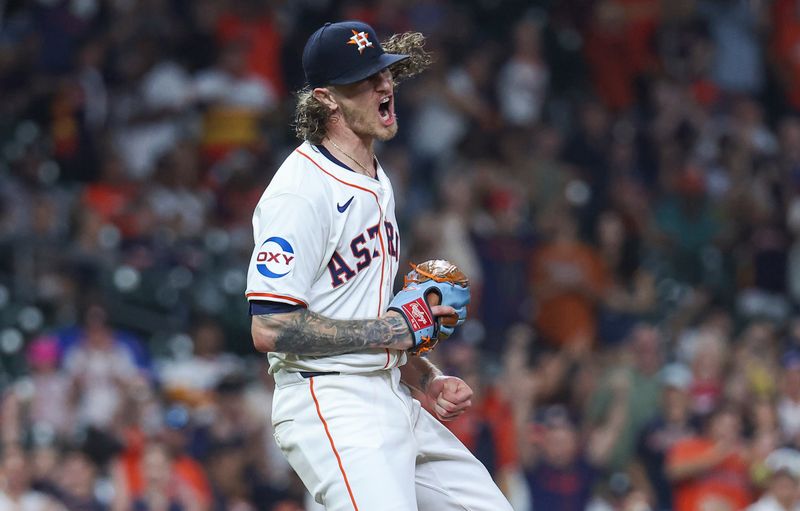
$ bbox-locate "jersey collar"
[303,142,388,190]
[314,143,378,180]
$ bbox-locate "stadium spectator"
[61,304,143,429]
[522,405,613,510]
[531,210,609,351]
[408,47,498,163]
[159,406,213,508]
[158,317,241,408]
[111,405,211,511]
[585,324,663,472]
[583,0,659,111]
[586,471,653,511]
[635,363,699,511]
[0,445,65,511]
[698,0,766,95]
[472,180,536,351]
[47,447,106,511]
[110,37,194,180]
[79,153,140,240]
[241,365,294,491]
[193,374,266,474]
[778,351,800,444]
[684,329,729,417]
[194,40,277,163]
[666,405,752,511]
[750,398,784,490]
[748,448,800,511]
[595,209,656,344]
[496,16,549,128]
[22,335,72,438]
[214,1,285,98]
[143,143,211,240]
[125,441,205,511]
[525,124,572,226]
[652,167,721,287]
[562,100,613,219]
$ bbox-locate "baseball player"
[245,20,513,511]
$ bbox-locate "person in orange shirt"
[583,0,660,111]
[215,1,284,97]
[530,211,610,351]
[442,350,519,485]
[113,406,212,511]
[666,405,752,511]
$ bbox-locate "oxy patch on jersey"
[256,236,296,278]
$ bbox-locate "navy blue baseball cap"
[303,21,409,88]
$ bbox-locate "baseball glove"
[390,259,470,355]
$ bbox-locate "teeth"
[380,97,390,104]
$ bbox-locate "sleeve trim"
[246,292,308,307]
[249,301,303,316]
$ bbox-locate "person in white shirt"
[749,448,800,511]
[0,446,65,511]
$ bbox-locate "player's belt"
[299,371,340,378]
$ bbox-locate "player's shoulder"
[263,142,334,199]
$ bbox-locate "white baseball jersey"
[246,141,407,374]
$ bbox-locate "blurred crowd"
[4,0,800,510]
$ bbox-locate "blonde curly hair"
[293,31,432,144]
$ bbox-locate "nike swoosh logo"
[337,196,354,213]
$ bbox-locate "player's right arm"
[251,309,414,354]
[247,189,455,355]
[251,299,458,354]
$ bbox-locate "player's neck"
[323,130,375,178]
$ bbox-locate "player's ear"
[312,87,339,113]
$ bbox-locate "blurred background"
[3,0,800,510]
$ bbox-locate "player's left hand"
[426,375,473,421]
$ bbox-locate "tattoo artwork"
[416,357,442,392]
[255,309,412,355]
[419,370,434,393]
[399,356,443,393]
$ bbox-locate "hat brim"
[326,53,409,86]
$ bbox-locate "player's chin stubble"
[377,121,399,141]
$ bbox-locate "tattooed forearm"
[399,356,443,393]
[253,309,413,355]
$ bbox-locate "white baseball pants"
[270,368,513,511]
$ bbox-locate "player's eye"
[369,68,392,84]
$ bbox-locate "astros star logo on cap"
[347,29,373,54]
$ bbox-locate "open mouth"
[378,96,394,125]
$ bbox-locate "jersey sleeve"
[246,193,328,307]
